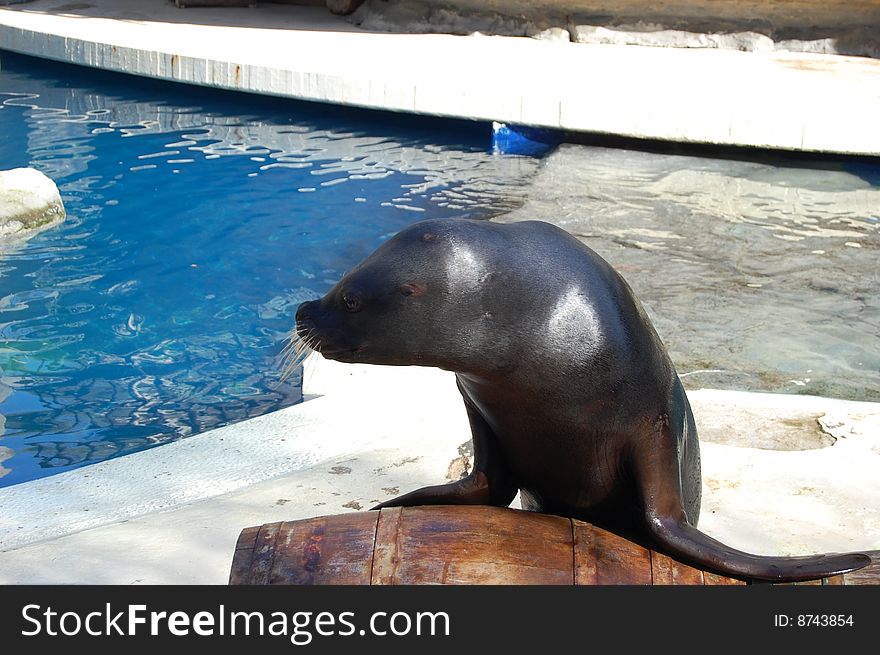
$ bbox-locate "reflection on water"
[0,53,538,486]
[500,144,880,401]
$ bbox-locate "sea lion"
[294,217,870,582]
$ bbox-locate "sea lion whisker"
[278,338,298,361]
[300,343,321,392]
[278,328,306,360]
[290,334,321,390]
[276,329,320,385]
[276,336,303,377]
[275,341,300,374]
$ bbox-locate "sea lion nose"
[295,300,316,325]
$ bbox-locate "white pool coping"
[1,0,879,155]
[0,354,469,553]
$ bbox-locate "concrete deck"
[1,0,879,155]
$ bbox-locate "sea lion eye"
[399,282,426,297]
[341,292,362,313]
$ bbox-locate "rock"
[0,167,66,243]
[0,380,9,440]
[528,26,571,42]
[709,31,775,52]
[570,24,775,51]
[346,1,879,56]
[0,446,11,480]
[350,0,529,37]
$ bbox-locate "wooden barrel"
[229,505,879,585]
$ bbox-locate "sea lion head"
[295,218,511,371]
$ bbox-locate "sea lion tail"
[649,517,872,582]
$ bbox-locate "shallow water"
[0,53,538,486]
[499,144,880,401]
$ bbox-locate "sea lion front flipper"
[372,387,518,511]
[632,417,872,582]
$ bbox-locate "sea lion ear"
[421,232,439,242]
[399,282,427,297]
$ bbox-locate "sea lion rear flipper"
[633,418,872,582]
[372,386,518,511]
[646,516,871,582]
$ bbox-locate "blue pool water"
[0,52,540,487]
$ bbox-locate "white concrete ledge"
[0,354,469,552]
[1,1,879,155]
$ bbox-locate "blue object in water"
[491,122,561,157]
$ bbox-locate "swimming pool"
[0,52,540,487]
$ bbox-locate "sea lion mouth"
[317,346,365,362]
[295,319,365,362]
[305,341,368,366]
[312,342,358,357]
